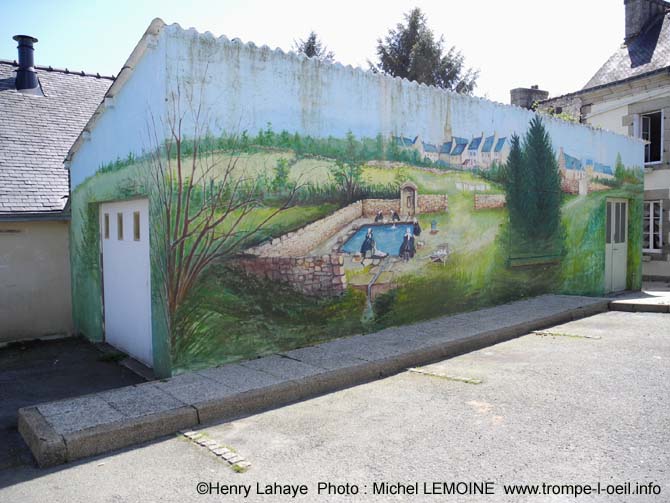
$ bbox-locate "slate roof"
[422,142,438,153]
[451,137,468,156]
[481,135,495,153]
[393,136,417,148]
[594,162,613,175]
[439,141,452,154]
[0,61,112,217]
[468,136,483,151]
[584,11,670,89]
[563,152,583,170]
[493,137,507,153]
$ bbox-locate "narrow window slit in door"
[117,213,124,240]
[133,211,140,241]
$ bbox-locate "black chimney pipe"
[13,35,40,92]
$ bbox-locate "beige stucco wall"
[0,220,73,342]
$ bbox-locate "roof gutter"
[540,66,670,104]
[0,212,70,222]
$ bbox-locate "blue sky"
[0,0,624,103]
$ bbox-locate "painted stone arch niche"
[400,182,418,216]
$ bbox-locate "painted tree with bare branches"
[146,80,300,354]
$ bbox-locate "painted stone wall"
[417,195,449,213]
[474,194,506,210]
[234,254,346,297]
[361,199,401,217]
[248,201,363,257]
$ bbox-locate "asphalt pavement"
[0,311,667,502]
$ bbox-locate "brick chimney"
[624,0,669,42]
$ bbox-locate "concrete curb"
[62,406,199,461]
[609,301,670,313]
[18,296,610,468]
[18,406,67,467]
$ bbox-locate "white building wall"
[70,33,168,189]
[587,105,629,136]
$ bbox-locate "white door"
[605,199,628,292]
[100,199,153,367]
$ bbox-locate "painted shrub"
[67,20,645,377]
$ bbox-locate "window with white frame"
[643,200,663,252]
[640,111,663,164]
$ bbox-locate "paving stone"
[98,384,185,418]
[37,396,106,418]
[240,355,325,381]
[196,364,283,393]
[62,406,198,462]
[155,372,208,387]
[280,346,367,370]
[316,335,372,359]
[41,397,125,435]
[154,374,235,405]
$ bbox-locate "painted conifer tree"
[505,118,562,241]
[524,116,561,239]
[504,134,528,234]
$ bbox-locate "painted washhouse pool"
[341,223,414,256]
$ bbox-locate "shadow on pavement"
[0,337,144,471]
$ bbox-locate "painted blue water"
[342,223,414,256]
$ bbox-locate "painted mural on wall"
[68,22,644,376]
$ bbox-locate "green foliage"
[505,118,562,242]
[71,193,104,340]
[535,103,580,123]
[560,197,606,295]
[272,157,291,192]
[95,123,448,178]
[525,117,562,239]
[614,153,626,182]
[372,224,559,329]
[172,265,366,371]
[504,134,527,230]
[328,131,365,203]
[330,160,363,203]
[473,160,507,185]
[370,7,478,93]
[613,153,644,187]
[292,31,335,62]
